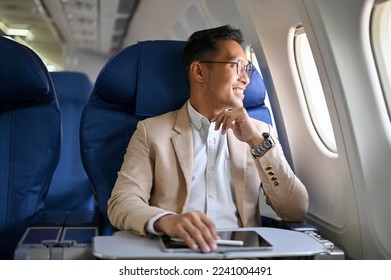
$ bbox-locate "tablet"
[159,230,273,252]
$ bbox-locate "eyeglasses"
[199,59,254,78]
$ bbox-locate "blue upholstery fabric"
[80,40,271,235]
[244,69,272,124]
[0,36,61,259]
[135,41,190,116]
[45,71,95,211]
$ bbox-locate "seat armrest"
[14,210,99,259]
[261,215,319,232]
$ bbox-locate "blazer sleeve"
[254,125,309,222]
[107,120,167,235]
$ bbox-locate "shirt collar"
[187,100,210,130]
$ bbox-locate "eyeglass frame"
[198,59,254,78]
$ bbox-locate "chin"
[230,101,243,109]
[234,97,244,107]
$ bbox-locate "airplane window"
[371,0,391,119]
[294,28,337,153]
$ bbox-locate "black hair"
[182,25,243,79]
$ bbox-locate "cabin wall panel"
[237,0,364,258]
[301,0,391,259]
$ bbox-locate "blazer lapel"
[171,104,193,211]
[227,130,248,225]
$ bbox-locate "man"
[108,25,308,253]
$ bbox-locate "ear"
[189,62,206,83]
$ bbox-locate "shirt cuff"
[145,211,176,235]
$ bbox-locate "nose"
[238,70,250,85]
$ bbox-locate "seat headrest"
[92,39,266,116]
[0,36,50,108]
[93,40,189,117]
[243,69,266,108]
[50,71,92,104]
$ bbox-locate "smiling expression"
[201,40,250,112]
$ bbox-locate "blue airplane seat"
[244,69,272,125]
[80,40,188,235]
[45,71,95,211]
[80,40,271,235]
[0,36,61,259]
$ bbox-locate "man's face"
[203,40,250,111]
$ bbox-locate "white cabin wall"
[235,0,364,259]
[62,47,109,83]
[123,0,260,48]
[297,0,391,259]
[237,0,391,259]
[123,0,208,45]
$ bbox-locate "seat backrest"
[243,70,272,124]
[45,71,95,211]
[0,36,61,259]
[80,40,271,234]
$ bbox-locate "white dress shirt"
[186,102,240,228]
[146,102,240,234]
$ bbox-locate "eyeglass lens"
[237,59,254,77]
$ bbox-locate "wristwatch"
[250,132,276,158]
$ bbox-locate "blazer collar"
[173,102,191,134]
[171,103,193,209]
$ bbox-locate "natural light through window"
[371,0,391,119]
[294,29,337,153]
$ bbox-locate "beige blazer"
[108,103,308,235]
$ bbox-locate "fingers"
[155,211,219,253]
[177,211,219,253]
[210,108,264,145]
[211,109,243,135]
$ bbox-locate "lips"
[233,87,243,94]
[233,87,245,98]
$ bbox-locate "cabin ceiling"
[0,0,139,67]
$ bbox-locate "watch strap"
[250,132,275,158]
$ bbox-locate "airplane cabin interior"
[0,0,390,262]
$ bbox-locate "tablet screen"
[160,230,272,252]
[218,230,272,249]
